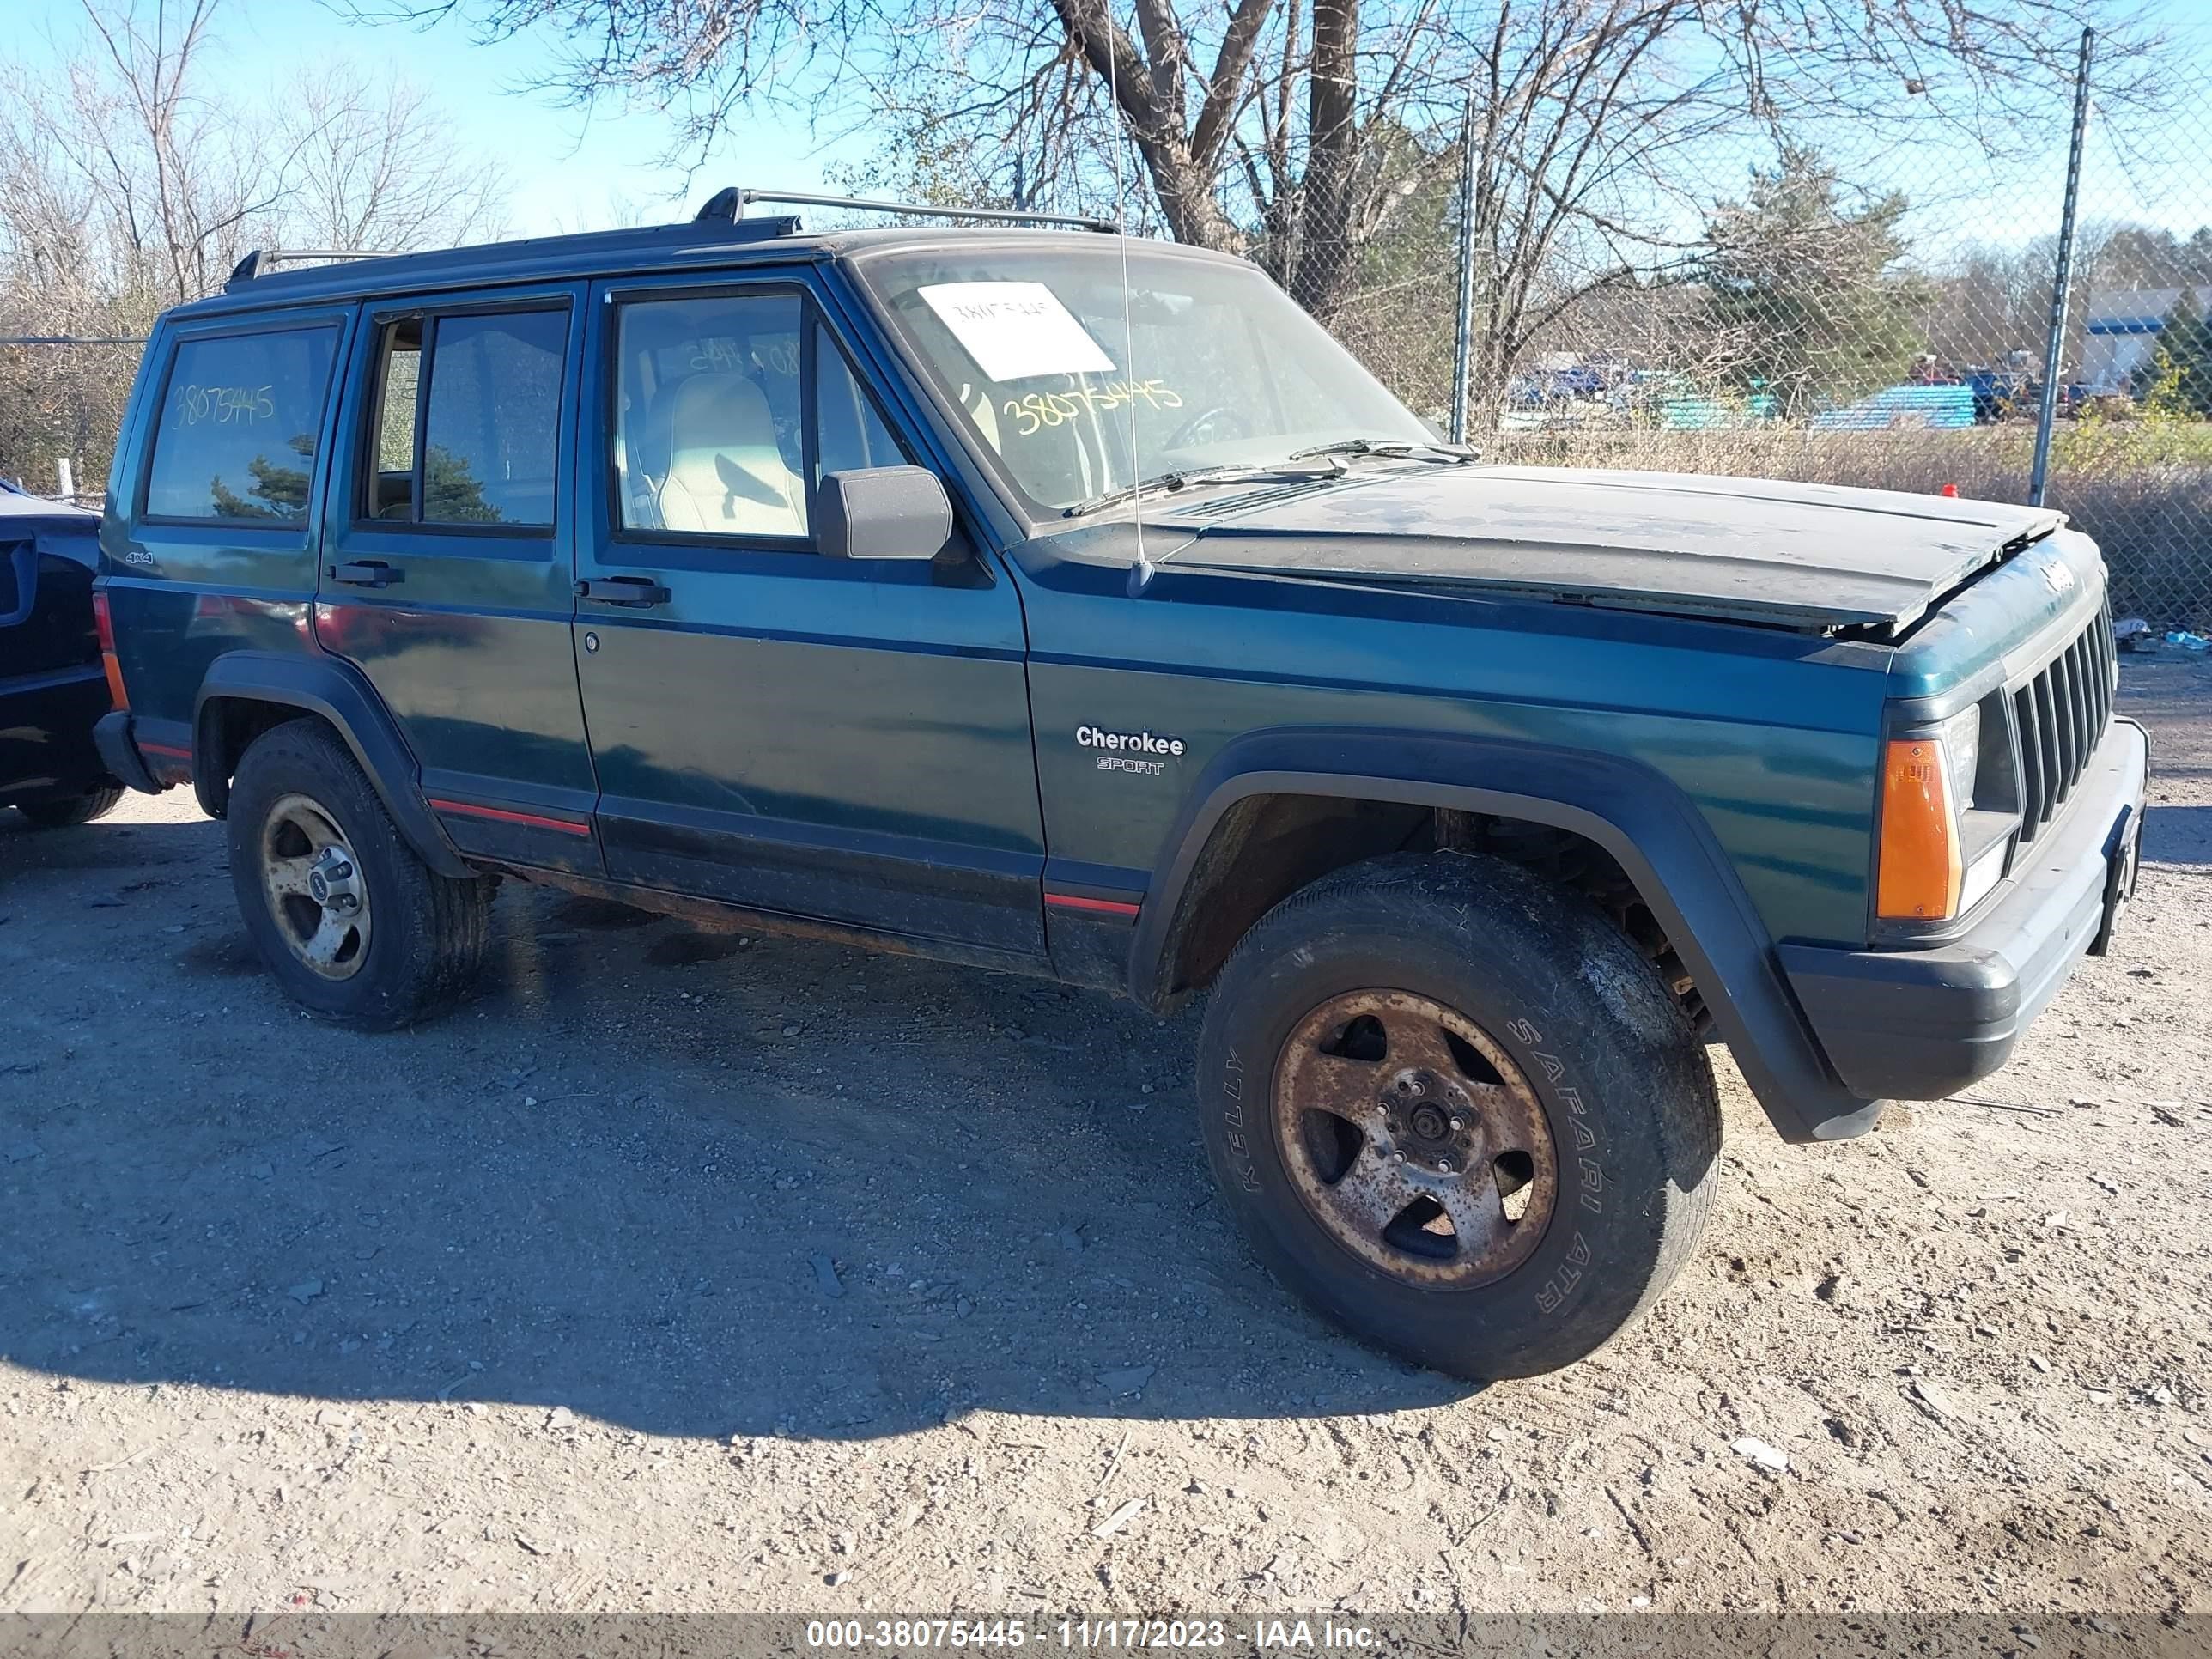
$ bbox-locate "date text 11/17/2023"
[803,1620,1382,1650]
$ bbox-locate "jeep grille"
[2014,601,2115,843]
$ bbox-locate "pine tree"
[1697,145,1931,417]
[209,434,314,520]
[2131,288,2212,416]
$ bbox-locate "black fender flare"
[1130,726,1880,1144]
[191,650,475,881]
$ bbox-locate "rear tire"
[226,720,493,1029]
[16,783,125,829]
[1194,851,1720,1379]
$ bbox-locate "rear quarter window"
[143,325,341,523]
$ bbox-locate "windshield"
[854,243,1432,514]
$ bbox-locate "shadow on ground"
[0,811,1472,1439]
[2146,802,2211,866]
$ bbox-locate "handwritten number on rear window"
[174,384,276,426]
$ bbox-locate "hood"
[0,481,99,581]
[1155,465,2063,632]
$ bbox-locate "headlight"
[1935,706,1979,811]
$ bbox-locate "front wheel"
[1195,852,1721,1379]
[227,720,493,1028]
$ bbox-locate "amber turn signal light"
[1876,737,1962,921]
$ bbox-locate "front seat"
[656,373,806,536]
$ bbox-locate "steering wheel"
[1165,404,1255,449]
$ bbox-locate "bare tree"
[0,0,286,310]
[280,66,511,252]
[336,0,2160,340]
[0,3,512,302]
[0,0,512,490]
[1923,238,2071,369]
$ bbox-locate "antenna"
[1107,5,1154,597]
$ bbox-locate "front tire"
[1195,852,1720,1379]
[226,720,493,1029]
[16,783,125,829]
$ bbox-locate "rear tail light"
[1875,736,1962,921]
[93,589,129,712]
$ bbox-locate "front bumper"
[1779,717,2148,1102]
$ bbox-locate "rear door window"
[362,319,424,520]
[423,311,566,524]
[143,325,341,522]
[359,305,568,528]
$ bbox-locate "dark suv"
[2,481,121,828]
[94,193,2147,1379]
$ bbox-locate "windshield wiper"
[1285,437,1478,465]
[1061,458,1347,519]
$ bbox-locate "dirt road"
[3,659,2209,1618]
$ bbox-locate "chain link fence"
[0,335,142,507]
[8,42,2210,630]
[1320,37,2212,632]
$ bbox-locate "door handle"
[330,561,404,588]
[576,576,671,607]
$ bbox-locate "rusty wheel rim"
[1273,989,1558,1289]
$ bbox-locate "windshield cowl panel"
[851,241,1433,521]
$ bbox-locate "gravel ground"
[3,655,2209,1620]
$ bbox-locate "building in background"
[2082,285,2212,389]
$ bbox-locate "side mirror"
[817,466,954,561]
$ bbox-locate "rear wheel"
[16,783,125,829]
[227,720,493,1028]
[1195,851,1721,1379]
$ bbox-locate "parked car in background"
[1966,365,2032,423]
[1,481,120,828]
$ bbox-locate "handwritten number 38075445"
[174,384,276,427]
[1001,380,1183,438]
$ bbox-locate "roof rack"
[227,247,391,290]
[696,186,1115,234]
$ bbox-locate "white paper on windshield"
[917,282,1117,382]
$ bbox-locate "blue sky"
[19,0,868,234]
[16,0,2212,252]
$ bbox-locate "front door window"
[611,293,911,545]
[612,293,806,538]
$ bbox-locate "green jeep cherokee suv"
[94,194,2148,1379]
